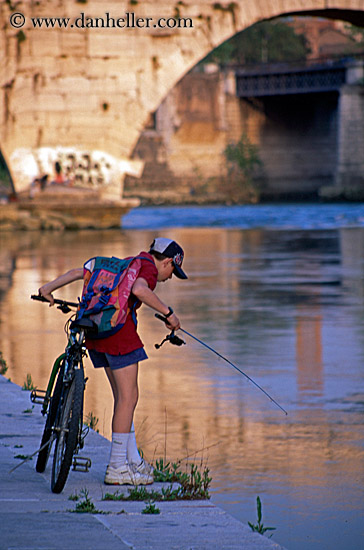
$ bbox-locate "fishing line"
[155,314,287,415]
[180,327,287,416]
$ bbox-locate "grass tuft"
[22,374,36,391]
[248,496,276,537]
[142,502,160,514]
[103,457,212,503]
[0,352,8,375]
[71,488,105,514]
[84,411,99,432]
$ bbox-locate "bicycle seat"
[70,318,98,335]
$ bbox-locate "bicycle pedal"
[30,389,47,405]
[72,455,91,472]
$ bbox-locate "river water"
[1,203,364,550]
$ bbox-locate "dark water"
[1,204,364,550]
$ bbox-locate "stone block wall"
[337,85,364,188]
[2,0,360,194]
[125,68,345,201]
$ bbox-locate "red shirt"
[85,252,158,355]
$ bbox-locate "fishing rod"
[155,314,288,416]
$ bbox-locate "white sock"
[127,422,142,465]
[109,432,129,469]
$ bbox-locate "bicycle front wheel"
[51,367,84,494]
[36,360,65,473]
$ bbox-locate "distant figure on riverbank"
[52,161,74,186]
[29,174,49,198]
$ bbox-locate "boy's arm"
[132,277,180,330]
[38,268,83,306]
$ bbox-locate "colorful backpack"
[76,255,153,339]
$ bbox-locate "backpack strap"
[129,255,156,326]
[134,255,155,264]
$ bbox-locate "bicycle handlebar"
[31,294,79,313]
[155,313,169,323]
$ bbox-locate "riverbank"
[0,186,140,231]
[0,186,257,231]
[0,374,286,550]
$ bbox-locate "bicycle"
[30,294,97,493]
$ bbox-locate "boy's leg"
[105,364,137,468]
[127,422,154,475]
[104,364,152,485]
[105,366,151,465]
[105,363,139,433]
[127,421,142,464]
[105,365,145,459]
[107,364,153,473]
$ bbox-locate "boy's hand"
[38,286,55,306]
[165,312,180,331]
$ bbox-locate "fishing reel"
[154,313,185,349]
[155,330,185,349]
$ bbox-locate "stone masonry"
[0,0,363,194]
[124,64,364,202]
[337,84,364,188]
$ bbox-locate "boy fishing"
[38,237,188,486]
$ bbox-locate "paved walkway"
[0,375,287,550]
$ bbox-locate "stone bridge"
[1,0,364,195]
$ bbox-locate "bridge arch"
[0,0,363,193]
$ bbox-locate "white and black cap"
[149,237,188,279]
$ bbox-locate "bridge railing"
[233,54,363,97]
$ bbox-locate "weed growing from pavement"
[71,488,106,514]
[103,458,212,502]
[142,502,160,515]
[248,496,276,537]
[22,373,36,391]
[154,459,212,499]
[0,351,8,375]
[84,411,99,432]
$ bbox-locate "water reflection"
[1,225,364,550]
[296,309,323,398]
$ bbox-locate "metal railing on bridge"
[235,59,351,97]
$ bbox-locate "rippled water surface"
[1,204,364,550]
[122,202,364,230]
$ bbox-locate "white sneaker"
[104,463,153,486]
[131,458,154,477]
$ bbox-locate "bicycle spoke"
[51,368,84,494]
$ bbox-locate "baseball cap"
[149,237,188,279]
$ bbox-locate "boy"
[38,237,187,485]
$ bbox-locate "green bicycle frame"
[41,352,65,416]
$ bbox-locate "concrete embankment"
[0,374,287,550]
[0,187,140,230]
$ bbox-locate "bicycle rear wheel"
[51,367,84,494]
[36,360,65,473]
